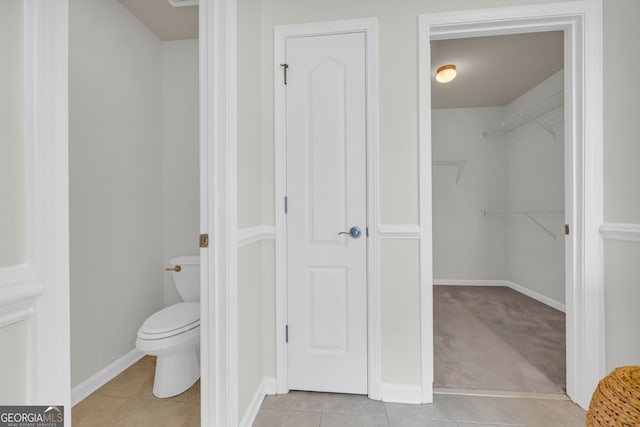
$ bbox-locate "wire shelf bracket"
[433,160,466,184]
[482,209,564,239]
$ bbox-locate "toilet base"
[153,348,200,398]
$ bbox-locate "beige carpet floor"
[434,285,566,393]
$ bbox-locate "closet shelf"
[482,210,564,239]
[433,160,466,184]
[482,90,564,138]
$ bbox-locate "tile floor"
[72,356,586,426]
[72,356,200,427]
[255,391,586,427]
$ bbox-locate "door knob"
[338,226,362,239]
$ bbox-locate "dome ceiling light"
[436,64,457,83]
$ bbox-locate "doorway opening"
[418,3,604,409]
[68,1,203,424]
[430,32,567,395]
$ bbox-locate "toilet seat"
[138,302,199,340]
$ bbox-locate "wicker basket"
[587,366,640,426]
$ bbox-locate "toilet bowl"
[136,256,200,398]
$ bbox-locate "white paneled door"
[285,32,368,394]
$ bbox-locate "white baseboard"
[422,382,433,404]
[71,349,144,406]
[434,279,565,313]
[263,377,277,395]
[506,280,565,313]
[239,377,277,427]
[434,279,509,287]
[379,383,422,404]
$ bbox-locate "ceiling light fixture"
[436,64,457,83]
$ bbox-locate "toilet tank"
[169,255,200,302]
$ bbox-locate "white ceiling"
[116,3,563,108]
[118,0,198,41]
[431,31,564,108]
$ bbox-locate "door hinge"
[285,325,289,343]
[366,227,369,238]
[284,196,288,214]
[280,63,289,85]
[564,224,570,236]
[200,233,209,248]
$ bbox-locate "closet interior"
[431,31,567,394]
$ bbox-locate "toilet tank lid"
[169,255,200,265]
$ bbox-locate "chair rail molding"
[377,224,421,240]
[600,223,640,243]
[237,225,276,247]
[0,266,42,327]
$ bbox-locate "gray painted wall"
[161,39,200,307]
[506,72,565,304]
[432,107,508,281]
[70,0,164,386]
[602,0,640,371]
[237,0,269,418]
[0,320,27,404]
[0,0,24,268]
[0,1,27,404]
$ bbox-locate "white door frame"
[26,1,71,412]
[274,18,381,399]
[200,0,238,425]
[0,0,70,418]
[418,1,604,409]
[5,1,236,424]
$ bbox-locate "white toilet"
[136,255,200,398]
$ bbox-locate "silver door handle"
[338,226,362,239]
